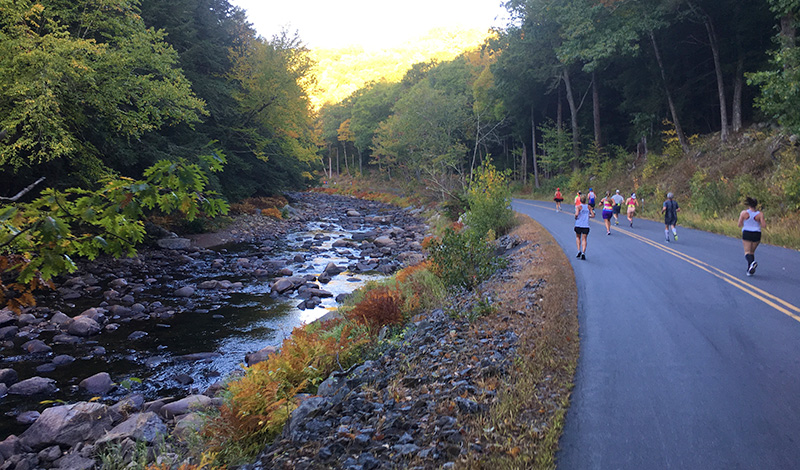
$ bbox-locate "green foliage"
[463,159,514,237]
[0,0,205,171]
[0,155,228,307]
[538,121,573,174]
[427,226,506,290]
[689,170,738,216]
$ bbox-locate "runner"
[661,192,681,242]
[611,189,624,225]
[737,197,766,276]
[588,188,596,209]
[626,193,638,227]
[600,191,614,235]
[574,194,595,260]
[554,187,564,212]
[574,190,582,208]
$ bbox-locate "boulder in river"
[79,372,114,395]
[67,315,101,337]
[8,377,57,396]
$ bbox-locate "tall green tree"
[0,0,206,189]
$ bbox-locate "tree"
[748,0,800,134]
[0,0,206,189]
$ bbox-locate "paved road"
[512,199,800,469]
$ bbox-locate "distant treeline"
[318,0,799,196]
[0,0,319,201]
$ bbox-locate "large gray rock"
[173,286,195,297]
[156,237,192,250]
[0,368,18,386]
[172,412,204,440]
[79,372,114,395]
[19,402,113,449]
[0,308,16,327]
[284,396,329,436]
[271,277,303,295]
[22,339,52,354]
[96,412,167,445]
[159,395,213,419]
[67,315,101,337]
[322,262,344,276]
[373,236,396,248]
[53,453,96,470]
[245,345,278,366]
[8,377,57,396]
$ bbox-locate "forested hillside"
[319,0,800,218]
[0,0,319,201]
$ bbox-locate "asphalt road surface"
[512,199,800,470]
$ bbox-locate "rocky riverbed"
[0,191,430,469]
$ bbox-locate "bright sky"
[230,0,510,50]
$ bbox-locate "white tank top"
[575,204,591,228]
[742,209,761,232]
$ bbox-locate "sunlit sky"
[229,0,510,50]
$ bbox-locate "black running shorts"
[742,230,761,242]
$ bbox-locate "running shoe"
[581,253,586,260]
[666,238,670,242]
[674,234,678,241]
[607,232,611,235]
[615,221,619,225]
[576,251,582,258]
[630,222,633,227]
[748,261,758,275]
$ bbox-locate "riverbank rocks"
[0,190,430,468]
[20,402,113,449]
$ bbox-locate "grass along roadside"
[460,213,580,469]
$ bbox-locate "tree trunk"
[531,104,540,188]
[557,85,563,133]
[592,70,602,148]
[781,13,796,48]
[562,68,581,171]
[732,56,744,133]
[704,15,728,142]
[342,142,349,175]
[336,147,340,175]
[357,148,362,174]
[471,114,481,181]
[650,30,690,153]
[521,143,528,185]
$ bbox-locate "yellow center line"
[515,199,800,323]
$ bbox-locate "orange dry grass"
[260,207,282,219]
[345,286,403,332]
[203,320,367,460]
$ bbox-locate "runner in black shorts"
[738,197,765,276]
[661,192,680,242]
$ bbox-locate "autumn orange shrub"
[203,319,367,463]
[0,255,52,313]
[344,286,403,332]
[260,207,282,219]
[228,201,256,215]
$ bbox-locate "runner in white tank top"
[737,197,766,276]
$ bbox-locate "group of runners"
[553,187,765,275]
